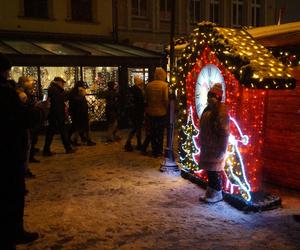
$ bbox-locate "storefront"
[1,35,164,126]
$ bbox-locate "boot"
[205,188,223,203]
[15,230,39,245]
[199,187,214,202]
[124,142,133,152]
[86,140,96,146]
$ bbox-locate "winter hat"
[0,53,12,72]
[208,83,223,101]
[107,81,115,89]
[154,67,167,81]
[76,80,88,89]
[53,76,66,83]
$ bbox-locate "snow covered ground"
[19,130,300,250]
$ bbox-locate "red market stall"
[171,22,296,210]
[247,22,300,191]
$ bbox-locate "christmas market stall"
[171,22,296,211]
[247,22,300,191]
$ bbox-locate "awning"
[0,35,163,67]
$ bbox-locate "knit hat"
[76,80,88,89]
[53,76,66,83]
[208,83,223,101]
[0,53,12,72]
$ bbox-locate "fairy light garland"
[172,22,284,201]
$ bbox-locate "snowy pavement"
[19,131,300,250]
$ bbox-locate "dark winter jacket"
[69,88,89,130]
[199,102,230,171]
[0,75,40,188]
[98,89,120,122]
[47,81,69,124]
[128,85,145,120]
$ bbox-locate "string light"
[172,21,293,201]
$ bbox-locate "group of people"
[0,53,43,248]
[123,68,230,204]
[43,77,96,157]
[0,53,99,249]
[123,67,169,158]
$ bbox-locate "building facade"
[0,0,113,37]
[117,0,277,52]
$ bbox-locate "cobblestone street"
[18,131,300,250]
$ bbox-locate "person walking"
[15,77,40,179]
[124,76,145,151]
[199,83,230,203]
[43,77,75,156]
[0,53,39,248]
[69,80,96,146]
[98,81,121,142]
[145,67,168,157]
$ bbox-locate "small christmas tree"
[180,107,200,171]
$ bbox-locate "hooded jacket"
[145,68,168,117]
[199,102,230,171]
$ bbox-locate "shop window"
[128,68,148,88]
[251,0,261,27]
[209,0,219,24]
[160,0,172,21]
[10,66,38,83]
[10,66,40,97]
[23,0,49,19]
[71,0,93,22]
[40,66,78,89]
[82,66,119,122]
[132,0,147,18]
[232,0,243,27]
[190,0,201,24]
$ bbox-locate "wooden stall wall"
[262,68,300,190]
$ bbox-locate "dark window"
[160,0,171,20]
[209,0,219,24]
[251,0,261,27]
[24,0,49,19]
[190,0,201,24]
[232,0,243,27]
[132,0,147,17]
[71,0,93,22]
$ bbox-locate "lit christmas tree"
[180,107,200,171]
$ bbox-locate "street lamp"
[160,0,179,173]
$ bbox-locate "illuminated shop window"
[128,68,148,87]
[40,66,78,89]
[82,66,119,122]
[82,66,119,93]
[10,66,38,83]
